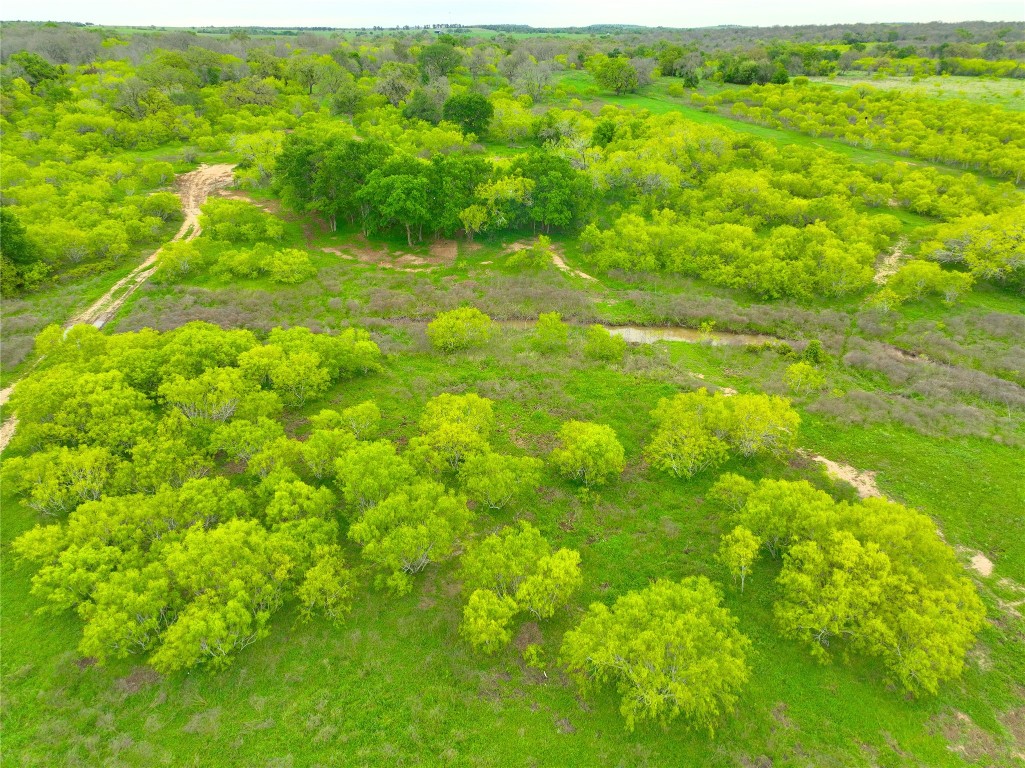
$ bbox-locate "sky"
[3,0,1023,28]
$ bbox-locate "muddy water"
[606,326,777,346]
[502,321,778,346]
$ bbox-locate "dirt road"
[66,164,236,328]
[0,164,236,452]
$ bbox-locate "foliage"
[718,526,761,592]
[442,93,495,137]
[719,479,987,695]
[348,480,474,594]
[583,324,627,363]
[550,420,626,487]
[646,389,800,478]
[560,577,751,731]
[531,311,569,353]
[426,307,494,352]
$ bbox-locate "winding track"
[0,164,236,452]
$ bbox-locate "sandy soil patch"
[429,238,458,263]
[873,237,908,285]
[322,235,458,272]
[504,239,596,281]
[969,552,995,577]
[802,451,882,499]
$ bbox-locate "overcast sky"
[3,0,1022,28]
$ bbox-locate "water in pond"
[500,321,777,346]
[606,326,776,346]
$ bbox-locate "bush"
[584,324,626,363]
[426,307,494,352]
[532,311,569,353]
[550,420,625,487]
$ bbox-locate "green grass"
[812,73,1025,111]
[554,71,1015,184]
[3,332,1023,766]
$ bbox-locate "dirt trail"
[504,239,597,281]
[0,164,235,452]
[873,237,907,285]
[807,452,882,498]
[66,164,236,329]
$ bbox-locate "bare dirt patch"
[116,666,162,694]
[323,235,458,272]
[429,238,459,263]
[806,452,882,499]
[970,552,995,578]
[873,238,908,285]
[513,622,543,653]
[503,239,596,280]
[931,710,1003,764]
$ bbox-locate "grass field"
[3,60,1024,768]
[554,70,1023,184]
[811,73,1025,110]
[4,326,1024,767]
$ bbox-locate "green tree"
[458,452,543,510]
[335,440,416,511]
[560,577,751,731]
[550,421,626,487]
[297,546,357,624]
[644,410,729,479]
[784,361,826,395]
[348,480,473,594]
[532,311,569,353]
[460,589,519,653]
[718,526,761,592]
[442,93,495,137]
[515,548,583,619]
[461,522,551,598]
[418,42,462,79]
[588,55,639,94]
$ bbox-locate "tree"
[348,480,473,594]
[583,325,627,363]
[335,440,416,511]
[209,417,285,463]
[374,62,419,106]
[459,452,543,510]
[418,42,462,79]
[644,410,729,479]
[718,526,761,592]
[515,548,583,619]
[588,55,639,94]
[550,421,625,487]
[560,577,751,731]
[460,589,519,653]
[298,429,356,480]
[340,401,381,439]
[461,522,551,598]
[297,546,357,624]
[159,367,259,422]
[442,93,495,137]
[707,473,756,513]
[8,51,62,92]
[532,312,569,353]
[784,361,826,395]
[426,307,494,352]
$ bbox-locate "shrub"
[426,307,494,352]
[550,420,625,487]
[584,324,626,363]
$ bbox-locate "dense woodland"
[1,18,1024,768]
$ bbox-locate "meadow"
[2,20,1024,768]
